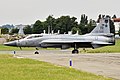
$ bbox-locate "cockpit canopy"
[25,34,43,39]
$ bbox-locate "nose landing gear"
[34,48,39,54]
[35,51,39,54]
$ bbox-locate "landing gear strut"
[72,43,79,54]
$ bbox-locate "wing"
[39,39,111,49]
[39,39,92,49]
[40,39,112,45]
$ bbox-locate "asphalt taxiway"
[1,50,120,80]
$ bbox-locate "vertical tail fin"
[90,16,115,45]
[91,17,111,34]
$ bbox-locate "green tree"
[55,17,65,34]
[46,15,56,33]
[57,16,69,33]
[10,28,19,35]
[71,27,81,34]
[42,21,48,33]
[80,14,88,24]
[32,20,43,34]
[55,16,78,34]
[79,14,88,34]
[1,28,9,34]
[33,15,79,34]
[23,25,32,34]
[87,19,96,33]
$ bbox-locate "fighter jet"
[4,16,115,54]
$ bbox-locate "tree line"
[21,14,96,35]
[0,14,117,35]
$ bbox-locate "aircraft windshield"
[26,35,43,39]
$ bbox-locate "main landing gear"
[72,49,79,54]
[72,43,79,54]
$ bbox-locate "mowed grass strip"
[0,54,111,80]
[0,45,35,51]
[0,44,58,51]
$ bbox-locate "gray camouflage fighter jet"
[4,16,115,54]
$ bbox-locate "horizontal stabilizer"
[92,41,112,45]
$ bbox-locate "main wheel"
[72,49,79,54]
[35,51,39,54]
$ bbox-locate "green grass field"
[0,54,111,80]
[0,44,58,51]
[0,45,35,51]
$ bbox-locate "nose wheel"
[34,51,39,54]
[34,48,39,54]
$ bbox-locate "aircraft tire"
[72,49,79,54]
[35,51,39,54]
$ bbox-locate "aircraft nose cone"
[4,41,17,46]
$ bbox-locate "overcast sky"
[0,0,119,25]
